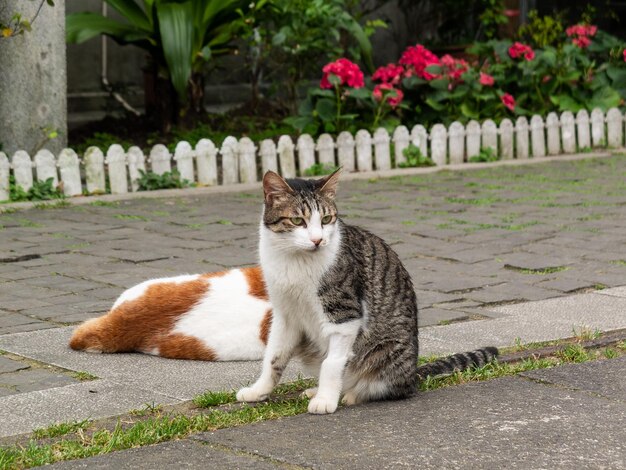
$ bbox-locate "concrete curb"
[0,151,614,213]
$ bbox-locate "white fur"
[237,216,364,414]
[113,274,201,309]
[173,269,271,360]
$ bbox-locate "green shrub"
[136,169,191,191]
[469,147,499,162]
[302,163,339,176]
[8,175,65,202]
[398,144,435,168]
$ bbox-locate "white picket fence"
[0,108,624,201]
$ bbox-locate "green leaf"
[589,87,622,110]
[607,66,626,89]
[425,97,445,111]
[66,12,150,44]
[157,2,194,100]
[105,0,151,32]
[460,102,479,119]
[315,98,336,122]
[347,88,372,100]
[550,94,583,112]
[341,16,374,72]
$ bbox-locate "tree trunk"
[143,63,177,134]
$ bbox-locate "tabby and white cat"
[70,170,498,414]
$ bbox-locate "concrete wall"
[0,0,67,154]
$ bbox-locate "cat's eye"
[290,217,305,226]
[321,215,333,224]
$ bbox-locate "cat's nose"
[311,238,322,246]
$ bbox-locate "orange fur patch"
[70,275,220,359]
[157,333,217,360]
[260,309,273,345]
[242,266,269,300]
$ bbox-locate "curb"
[0,151,615,213]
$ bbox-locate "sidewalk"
[0,155,625,465]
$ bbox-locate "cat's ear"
[317,168,341,199]
[263,171,294,203]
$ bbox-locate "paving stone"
[196,376,626,469]
[0,356,30,373]
[0,368,78,393]
[521,356,626,401]
[418,308,468,326]
[48,439,281,469]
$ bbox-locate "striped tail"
[416,347,499,380]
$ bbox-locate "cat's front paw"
[236,386,268,403]
[308,396,338,414]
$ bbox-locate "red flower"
[566,24,597,37]
[508,42,535,61]
[573,36,591,48]
[440,54,469,82]
[479,72,495,86]
[372,63,404,85]
[542,75,552,83]
[373,83,404,108]
[501,93,515,112]
[399,44,440,80]
[320,58,364,89]
[623,49,626,62]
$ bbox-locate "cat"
[235,170,497,414]
[69,170,498,413]
[69,267,273,361]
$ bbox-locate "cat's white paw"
[302,387,318,399]
[308,396,338,414]
[236,386,268,403]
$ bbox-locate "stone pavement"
[0,155,625,443]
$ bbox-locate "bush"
[136,169,191,191]
[288,21,626,134]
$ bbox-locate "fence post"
[590,108,605,147]
[546,112,560,155]
[337,131,356,172]
[149,144,172,175]
[430,124,447,165]
[83,147,106,194]
[530,115,546,158]
[499,119,514,160]
[195,139,218,186]
[106,144,128,194]
[606,107,623,148]
[259,139,278,175]
[34,149,59,186]
[576,110,591,150]
[221,136,239,185]
[296,134,316,175]
[0,152,9,201]
[277,135,296,178]
[316,134,335,168]
[174,141,196,183]
[238,137,258,183]
[127,146,146,192]
[11,151,34,192]
[57,149,82,196]
[355,129,373,171]
[560,111,577,153]
[465,120,481,159]
[373,128,391,170]
[515,117,530,159]
[448,121,465,164]
[482,119,498,154]
[410,125,428,158]
[392,125,410,167]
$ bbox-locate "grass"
[114,214,148,221]
[70,371,97,382]
[1,339,623,469]
[505,265,569,275]
[88,201,119,208]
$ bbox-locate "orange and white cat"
[69,267,272,361]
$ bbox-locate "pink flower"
[399,44,440,80]
[320,58,364,89]
[573,36,591,48]
[542,75,552,83]
[566,24,597,37]
[440,54,469,81]
[479,72,495,86]
[501,93,515,112]
[372,63,404,85]
[623,50,626,62]
[373,83,404,108]
[508,42,535,61]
